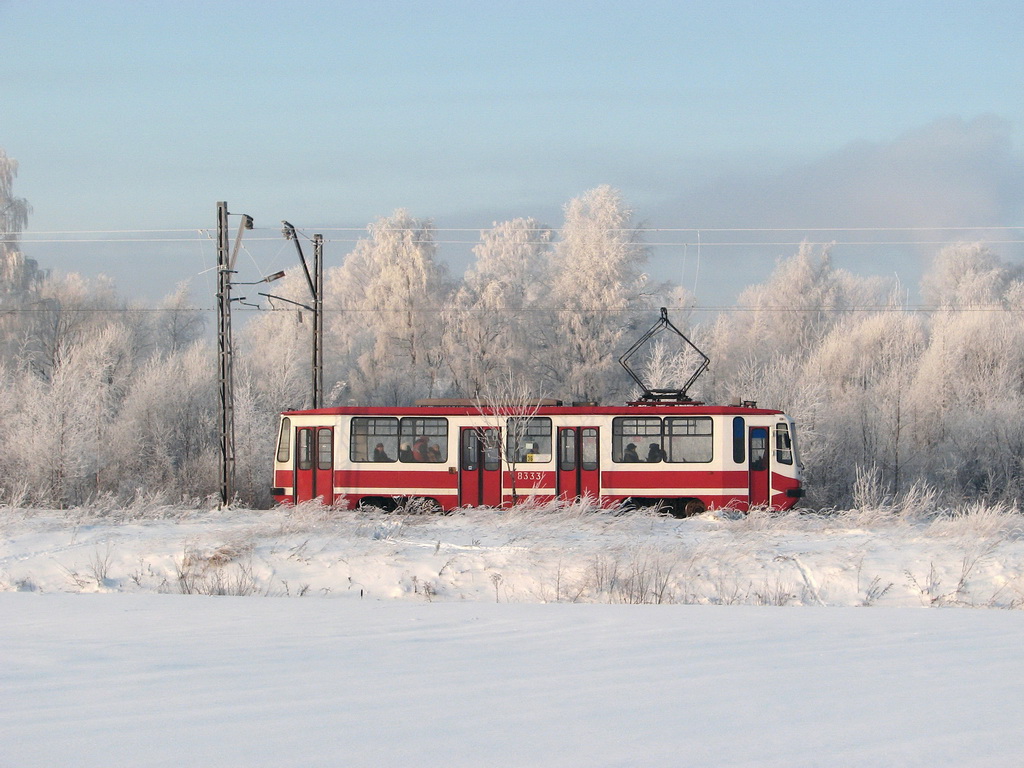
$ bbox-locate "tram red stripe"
[334,469,459,490]
[601,469,749,489]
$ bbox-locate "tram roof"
[281,401,786,418]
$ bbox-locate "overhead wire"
[4,224,1020,315]
[8,237,1024,248]
[4,224,1023,246]
[0,304,1018,315]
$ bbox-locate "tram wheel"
[683,499,706,517]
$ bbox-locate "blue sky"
[2,0,1022,305]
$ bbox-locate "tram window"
[461,430,478,470]
[507,417,552,463]
[297,428,314,471]
[400,417,448,462]
[581,428,599,471]
[732,417,745,464]
[559,428,576,471]
[277,418,291,464]
[665,417,713,463]
[750,430,768,470]
[775,423,794,465]
[483,430,501,471]
[317,428,333,470]
[350,417,398,463]
[612,417,662,463]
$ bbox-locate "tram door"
[557,427,600,501]
[295,426,334,503]
[460,427,502,507]
[748,427,770,507]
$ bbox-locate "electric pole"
[313,233,324,409]
[216,202,232,506]
[216,201,253,506]
[278,222,324,409]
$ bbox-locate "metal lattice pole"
[313,233,323,409]
[216,201,234,505]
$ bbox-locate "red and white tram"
[271,399,804,515]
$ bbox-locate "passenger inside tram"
[412,436,430,461]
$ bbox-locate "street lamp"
[234,270,286,287]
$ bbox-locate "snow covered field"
[4,501,1024,607]
[3,502,1024,766]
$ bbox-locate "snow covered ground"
[4,500,1024,607]
[3,502,1024,766]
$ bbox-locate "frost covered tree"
[152,281,205,354]
[1,323,139,506]
[0,250,45,301]
[543,186,650,402]
[921,242,1022,309]
[0,150,44,363]
[699,244,893,506]
[0,149,31,252]
[804,305,927,503]
[0,268,223,505]
[706,243,888,397]
[444,218,552,397]
[109,343,219,501]
[16,272,124,380]
[230,363,278,507]
[910,244,1024,501]
[325,210,449,404]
